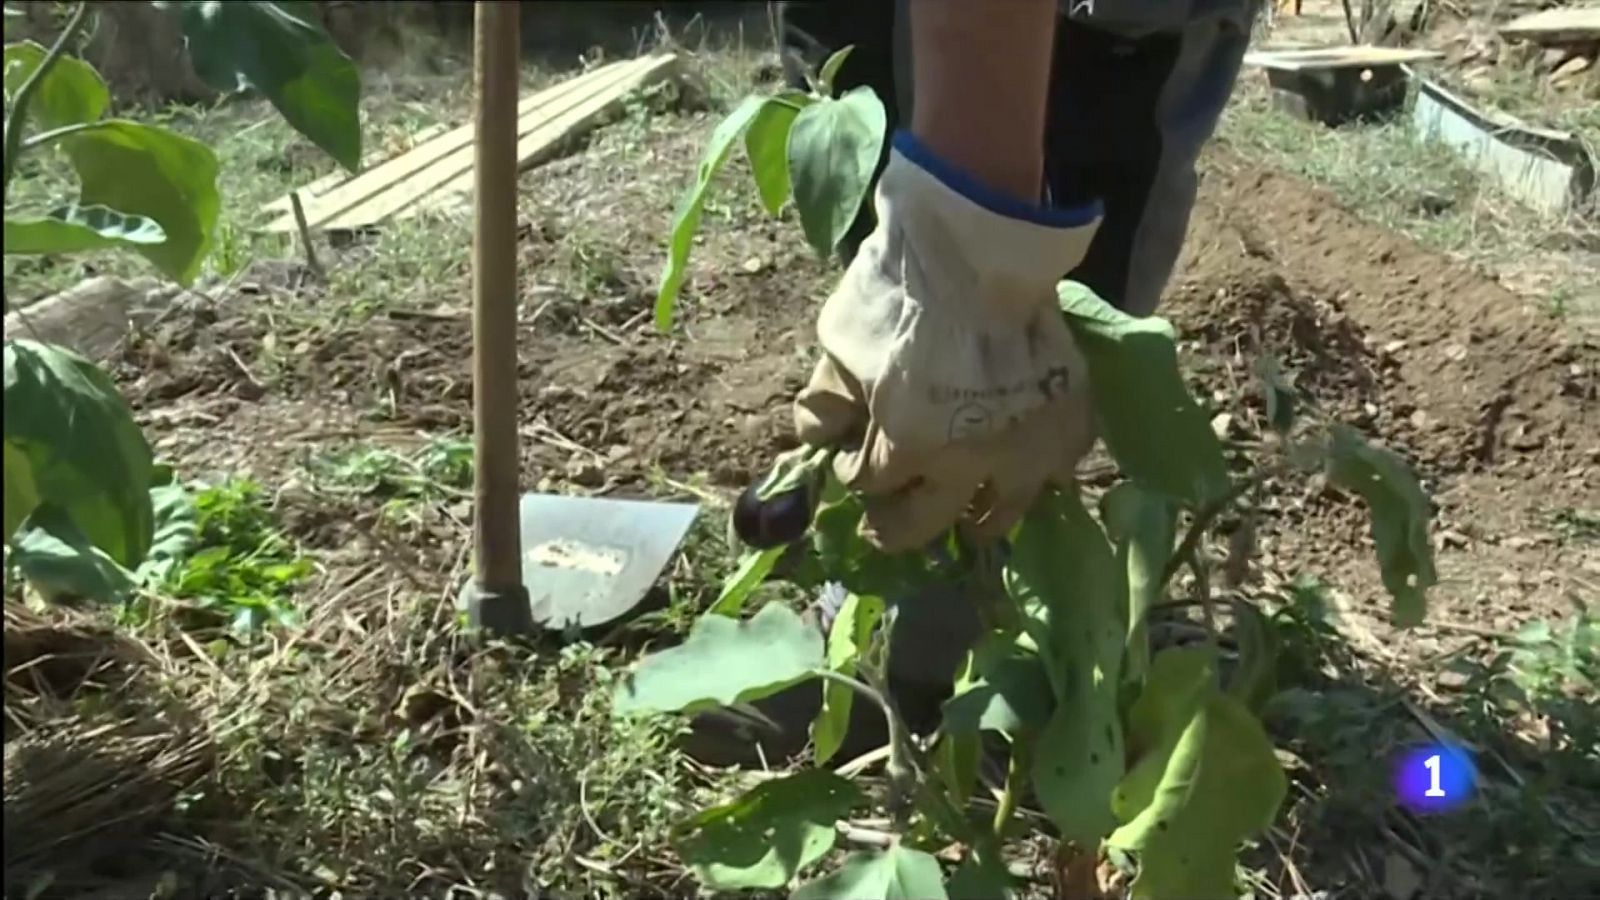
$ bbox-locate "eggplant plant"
[626,48,1436,899]
[3,1,360,602]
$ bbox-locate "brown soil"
[1170,150,1599,636]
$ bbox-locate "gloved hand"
[794,132,1101,552]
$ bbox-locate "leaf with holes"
[3,41,108,130]
[1006,486,1125,845]
[792,846,949,900]
[655,94,769,329]
[613,602,823,714]
[156,0,361,170]
[62,121,219,285]
[788,87,885,257]
[1324,425,1436,626]
[1058,281,1230,508]
[5,204,166,255]
[812,591,884,765]
[1108,648,1286,900]
[673,768,860,890]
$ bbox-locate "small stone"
[739,255,766,275]
[1210,412,1233,439]
[1410,409,1428,430]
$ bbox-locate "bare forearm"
[909,0,1058,202]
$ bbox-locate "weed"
[154,478,312,632]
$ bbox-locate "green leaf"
[1006,486,1125,845]
[1323,425,1435,626]
[792,846,949,900]
[1108,649,1287,900]
[10,505,135,604]
[947,854,1014,900]
[3,41,108,130]
[674,769,860,890]
[810,490,940,599]
[63,121,219,285]
[816,45,853,96]
[135,482,197,586]
[745,92,808,215]
[4,204,167,255]
[655,94,769,330]
[931,729,981,807]
[1228,599,1278,712]
[942,645,1054,738]
[1101,482,1178,684]
[613,603,824,714]
[1058,281,1230,507]
[4,341,153,568]
[157,0,361,171]
[3,440,40,542]
[812,591,884,765]
[710,545,784,617]
[787,86,886,257]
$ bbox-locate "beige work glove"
[794,142,1102,552]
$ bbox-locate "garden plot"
[7,43,1598,900]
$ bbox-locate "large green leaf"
[787,86,885,257]
[745,92,808,215]
[1006,486,1125,845]
[63,121,219,285]
[156,0,361,171]
[1108,649,1287,900]
[792,846,949,900]
[5,204,166,255]
[811,590,883,765]
[3,41,108,130]
[10,505,135,604]
[3,341,153,568]
[655,94,769,330]
[674,769,860,890]
[1324,425,1436,627]
[1058,282,1230,508]
[1101,482,1178,683]
[613,603,823,714]
[3,439,40,542]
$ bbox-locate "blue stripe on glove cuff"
[891,130,1104,228]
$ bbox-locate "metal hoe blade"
[518,493,700,630]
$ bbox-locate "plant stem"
[991,735,1030,839]
[18,119,109,153]
[1158,470,1269,590]
[1,1,90,204]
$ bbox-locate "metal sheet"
[517,492,700,630]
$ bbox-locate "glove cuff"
[877,131,1103,314]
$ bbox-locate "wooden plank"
[258,120,454,219]
[1411,77,1594,216]
[396,55,682,223]
[259,61,626,233]
[328,55,672,230]
[260,55,678,234]
[1244,46,1444,71]
[1499,6,1600,44]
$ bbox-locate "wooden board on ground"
[1499,6,1600,45]
[1412,77,1595,216]
[258,54,680,234]
[1243,46,1445,71]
